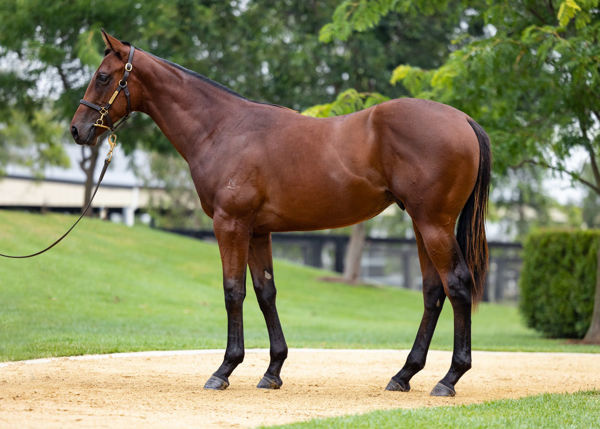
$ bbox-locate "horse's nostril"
[71,125,79,139]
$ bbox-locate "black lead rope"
[0,139,116,259]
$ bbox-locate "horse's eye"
[96,73,110,84]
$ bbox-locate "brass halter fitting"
[106,134,117,162]
[94,107,112,130]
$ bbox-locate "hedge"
[519,229,600,338]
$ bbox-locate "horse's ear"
[100,29,127,57]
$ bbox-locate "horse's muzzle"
[70,123,98,146]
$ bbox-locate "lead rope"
[0,135,117,259]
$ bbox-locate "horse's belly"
[255,180,392,232]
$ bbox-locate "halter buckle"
[125,63,133,72]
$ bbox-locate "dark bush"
[519,229,600,338]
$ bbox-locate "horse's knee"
[224,278,246,308]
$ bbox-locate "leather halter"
[79,45,135,133]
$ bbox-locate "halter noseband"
[79,44,135,133]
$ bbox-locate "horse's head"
[70,30,137,146]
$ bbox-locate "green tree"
[323,0,600,340]
[491,166,583,239]
[0,0,462,209]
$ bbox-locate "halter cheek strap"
[79,44,135,132]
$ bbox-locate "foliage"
[520,229,600,338]
[319,0,465,43]
[2,210,599,362]
[490,166,583,239]
[302,88,389,118]
[0,0,447,159]
[385,1,600,196]
[0,107,70,175]
[583,188,600,228]
[0,0,467,207]
[269,391,600,429]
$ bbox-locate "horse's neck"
[136,54,243,161]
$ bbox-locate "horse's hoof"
[430,382,455,397]
[204,375,229,390]
[257,374,282,389]
[385,378,410,392]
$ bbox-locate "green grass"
[266,390,600,428]
[1,210,599,361]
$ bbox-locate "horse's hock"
[1,349,598,428]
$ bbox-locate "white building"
[0,141,164,226]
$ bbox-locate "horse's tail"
[457,118,491,304]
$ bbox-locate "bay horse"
[71,31,490,397]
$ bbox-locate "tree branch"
[512,159,600,196]
[526,6,547,24]
[56,66,71,92]
[547,0,555,17]
[578,119,600,188]
[79,146,91,170]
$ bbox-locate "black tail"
[457,118,491,304]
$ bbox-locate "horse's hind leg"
[248,232,288,389]
[386,223,446,392]
[417,222,473,397]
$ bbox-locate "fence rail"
[163,228,522,302]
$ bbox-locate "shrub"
[519,229,600,338]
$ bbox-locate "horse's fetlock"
[270,346,288,363]
[452,355,471,373]
[225,348,245,366]
[405,358,425,372]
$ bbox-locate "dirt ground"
[1,349,599,428]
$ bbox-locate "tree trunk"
[79,144,100,216]
[343,222,367,283]
[583,241,600,343]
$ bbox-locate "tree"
[0,0,455,210]
[323,0,600,341]
[491,166,583,239]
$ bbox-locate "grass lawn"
[1,210,599,361]
[266,391,600,428]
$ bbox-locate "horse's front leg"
[248,232,288,389]
[204,214,250,390]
